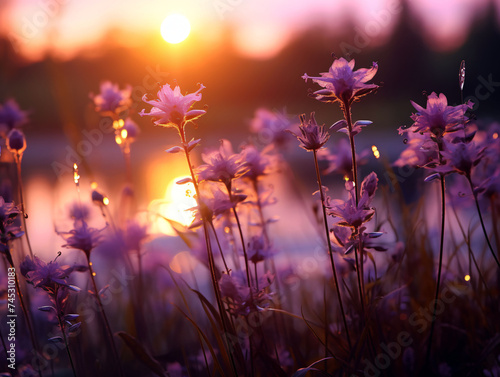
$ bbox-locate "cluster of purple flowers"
[2,50,500,377]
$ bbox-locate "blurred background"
[1,0,500,255]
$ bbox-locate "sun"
[161,14,191,44]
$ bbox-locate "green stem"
[313,150,352,350]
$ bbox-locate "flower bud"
[6,129,26,154]
[91,189,105,204]
[122,118,140,140]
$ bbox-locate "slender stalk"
[224,216,241,271]
[323,284,328,373]
[137,249,144,309]
[254,263,259,290]
[452,204,490,293]
[86,258,124,377]
[14,153,34,258]
[313,150,352,350]
[341,102,366,315]
[55,288,78,377]
[179,128,227,307]
[231,203,252,290]
[224,177,252,290]
[134,247,150,345]
[13,261,43,377]
[341,102,360,203]
[251,179,270,243]
[467,177,500,268]
[251,179,283,301]
[251,178,288,345]
[208,221,230,274]
[178,125,239,375]
[352,227,365,316]
[425,175,446,367]
[0,328,7,361]
[228,195,258,370]
[491,196,500,255]
[122,145,132,185]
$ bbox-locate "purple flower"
[331,225,386,255]
[394,127,437,168]
[318,138,369,177]
[190,182,237,227]
[303,58,378,104]
[328,197,374,229]
[0,196,21,225]
[0,197,24,256]
[197,140,248,187]
[0,99,28,135]
[289,112,330,151]
[327,173,378,228]
[359,171,378,207]
[92,81,132,117]
[124,220,148,252]
[68,201,91,223]
[240,144,273,181]
[246,234,276,264]
[122,117,140,141]
[97,229,128,259]
[140,83,205,128]
[250,108,296,148]
[20,255,37,277]
[91,187,108,206]
[437,139,484,177]
[409,92,472,137]
[21,256,74,294]
[59,223,103,258]
[476,166,500,199]
[219,270,273,316]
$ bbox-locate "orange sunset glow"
[1,0,499,60]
